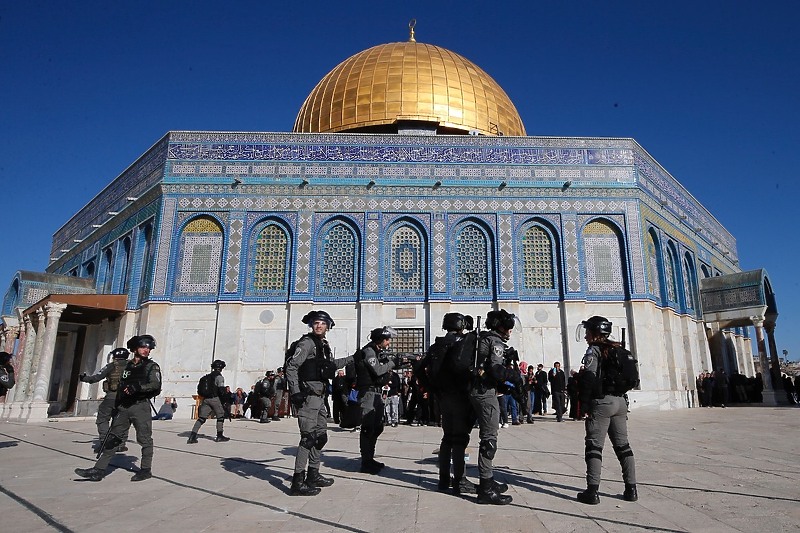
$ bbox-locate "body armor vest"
[355,345,387,389]
[120,358,159,400]
[102,359,127,393]
[298,335,333,382]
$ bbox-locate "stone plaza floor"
[0,405,798,532]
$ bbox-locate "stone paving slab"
[0,406,798,532]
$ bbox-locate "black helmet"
[442,313,466,332]
[302,310,335,328]
[485,309,516,331]
[0,351,11,364]
[582,316,612,336]
[137,335,156,349]
[110,348,130,360]
[370,326,397,343]
[463,315,474,331]
[211,359,226,370]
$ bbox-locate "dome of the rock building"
[294,38,525,136]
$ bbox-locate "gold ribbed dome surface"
[294,40,526,136]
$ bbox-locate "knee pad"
[585,442,603,462]
[613,444,634,460]
[479,439,497,460]
[197,417,207,425]
[299,432,315,450]
[314,432,328,450]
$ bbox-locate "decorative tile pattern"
[253,224,288,291]
[522,226,554,290]
[317,222,358,297]
[563,215,580,293]
[498,214,514,292]
[583,220,624,294]
[295,211,313,293]
[153,198,177,296]
[665,244,678,302]
[224,217,244,293]
[177,217,223,295]
[645,230,662,300]
[365,218,380,294]
[386,225,424,295]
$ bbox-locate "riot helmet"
[128,335,156,351]
[211,359,226,371]
[485,309,516,332]
[302,310,335,328]
[576,315,613,342]
[370,326,397,343]
[110,348,130,360]
[463,315,474,331]
[441,313,466,332]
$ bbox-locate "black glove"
[290,392,306,409]
[79,372,88,382]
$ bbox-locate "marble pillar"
[28,303,67,421]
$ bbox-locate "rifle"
[473,316,482,376]
[96,410,119,459]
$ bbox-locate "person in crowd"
[549,361,567,422]
[534,363,549,415]
[154,396,177,420]
[331,369,348,425]
[384,370,402,427]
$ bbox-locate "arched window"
[683,253,698,310]
[253,223,290,292]
[386,224,425,296]
[317,221,358,296]
[176,216,224,295]
[137,223,153,305]
[700,264,711,279]
[521,225,554,290]
[102,248,114,293]
[120,236,132,294]
[84,261,95,279]
[664,244,678,302]
[645,229,662,300]
[454,223,491,293]
[583,220,625,295]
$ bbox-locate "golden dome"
[294,39,526,136]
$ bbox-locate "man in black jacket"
[548,361,567,422]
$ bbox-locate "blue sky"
[1,2,797,361]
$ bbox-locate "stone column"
[25,309,47,402]
[14,316,36,401]
[28,303,67,420]
[752,316,778,406]
[764,323,783,391]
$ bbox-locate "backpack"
[603,346,640,394]
[448,330,479,377]
[197,372,217,398]
[416,335,460,393]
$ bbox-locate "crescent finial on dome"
[408,19,416,42]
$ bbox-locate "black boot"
[75,467,105,482]
[477,477,512,505]
[623,484,638,502]
[306,467,334,488]
[492,479,509,493]
[131,468,152,481]
[452,476,478,495]
[359,459,384,474]
[215,432,230,442]
[290,471,321,496]
[577,484,600,504]
[187,432,198,444]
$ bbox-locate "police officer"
[355,326,401,474]
[80,347,130,452]
[285,310,353,496]
[434,313,478,495]
[255,370,277,423]
[577,315,637,504]
[75,334,161,482]
[188,359,230,443]
[469,309,518,505]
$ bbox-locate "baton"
[96,410,117,459]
